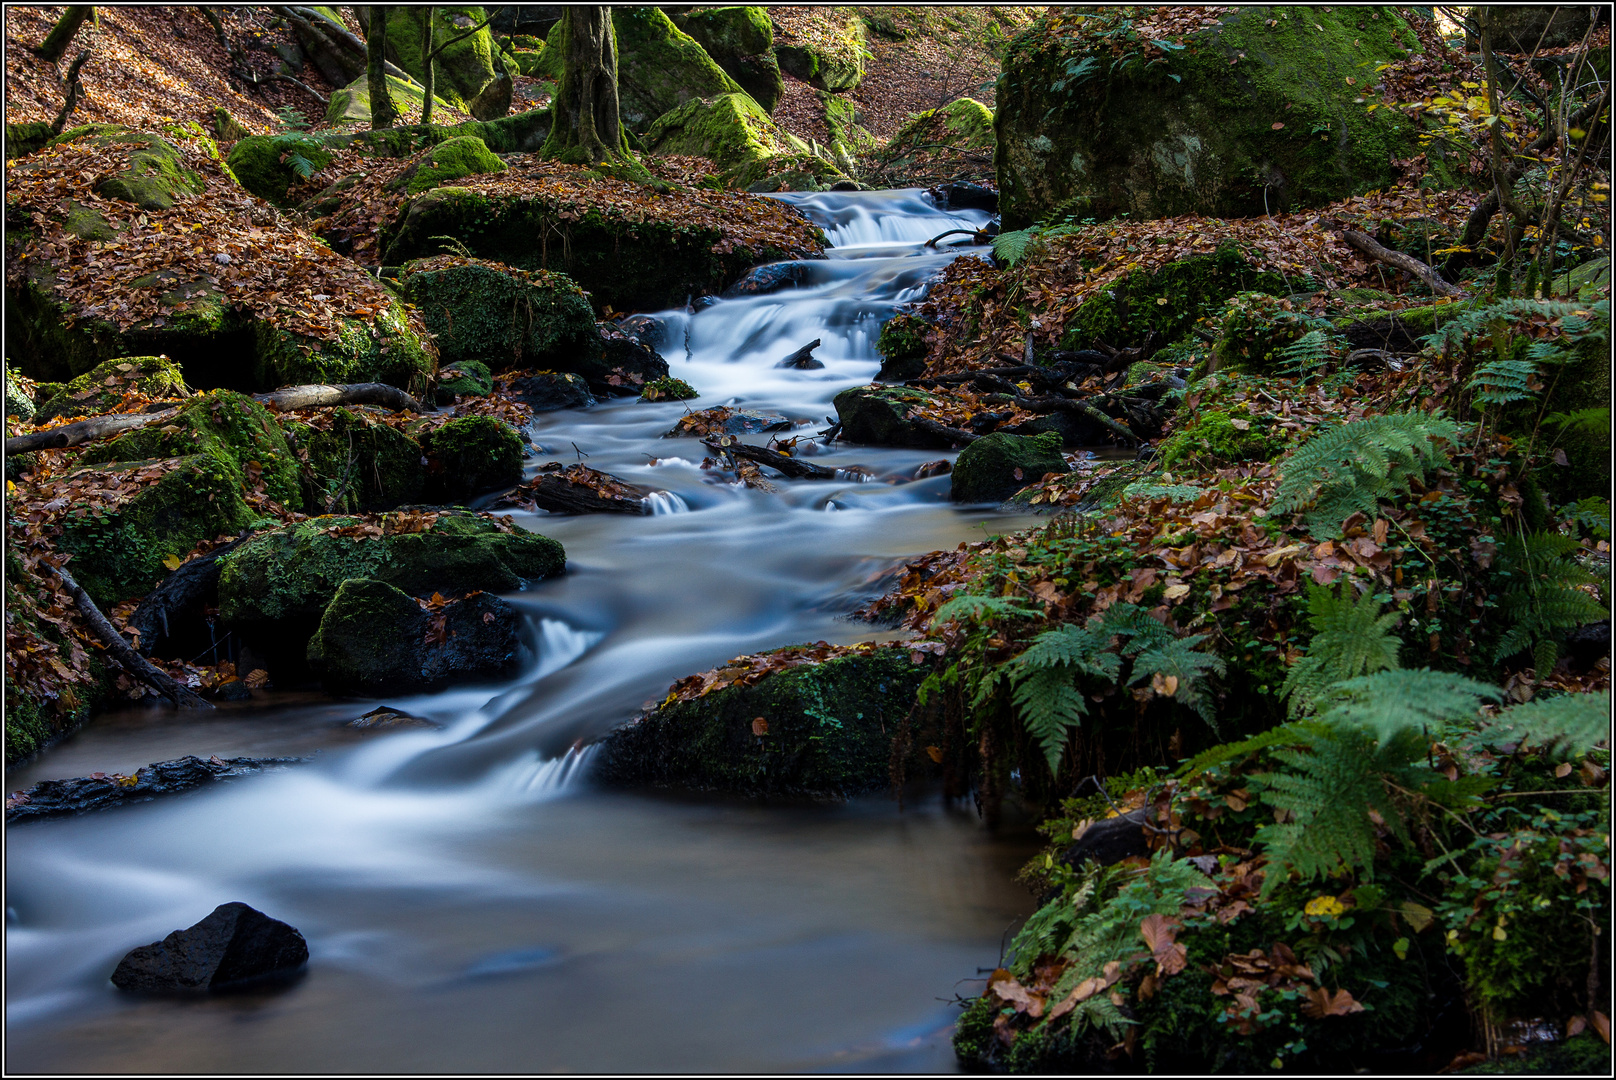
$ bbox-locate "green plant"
[1273,328,1343,382]
[271,105,323,181]
[1491,530,1609,671]
[1272,411,1464,536]
[1280,582,1404,717]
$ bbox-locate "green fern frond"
[1478,690,1612,755]
[1129,634,1227,727]
[1013,666,1091,773]
[929,593,1040,629]
[1492,531,1609,663]
[1014,623,1124,682]
[1324,668,1502,746]
[1273,411,1462,536]
[1274,328,1342,381]
[1544,407,1612,437]
[1097,602,1175,653]
[1177,720,1325,779]
[1468,358,1539,407]
[992,228,1040,267]
[1282,583,1403,716]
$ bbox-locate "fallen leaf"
[1300,986,1364,1018]
[751,717,769,737]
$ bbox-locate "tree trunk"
[33,6,93,62]
[540,6,628,164]
[368,5,399,129]
[419,6,435,126]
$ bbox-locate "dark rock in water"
[725,410,793,435]
[951,431,1069,503]
[615,314,666,351]
[507,370,595,412]
[930,181,997,213]
[829,180,862,192]
[6,755,304,823]
[1003,410,1111,447]
[596,325,670,395]
[212,679,254,702]
[1565,620,1611,670]
[724,262,807,298]
[111,902,309,993]
[690,295,720,313]
[833,385,957,448]
[775,338,824,369]
[913,459,952,479]
[1058,808,1152,869]
[347,705,443,731]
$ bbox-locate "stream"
[5,190,1049,1072]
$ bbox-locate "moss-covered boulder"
[79,389,303,509]
[596,644,930,798]
[833,384,954,447]
[216,510,564,633]
[383,6,505,110]
[775,13,868,92]
[434,358,494,402]
[384,135,506,197]
[3,551,112,764]
[951,431,1069,503]
[674,6,783,112]
[612,7,745,132]
[32,355,190,424]
[420,416,525,502]
[995,7,1423,227]
[224,134,334,208]
[399,256,600,373]
[284,408,427,513]
[324,73,461,128]
[644,92,794,175]
[1211,290,1326,373]
[892,97,994,155]
[5,120,55,159]
[53,455,256,605]
[876,313,931,381]
[32,126,207,211]
[306,577,529,693]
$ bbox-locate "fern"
[1129,634,1227,728]
[992,227,1040,267]
[1326,668,1502,747]
[1467,358,1540,407]
[1543,407,1611,438]
[1281,582,1404,717]
[1491,531,1609,668]
[1477,689,1612,755]
[1272,411,1463,536]
[1273,328,1342,382]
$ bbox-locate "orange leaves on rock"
[751,717,769,737]
[661,641,884,708]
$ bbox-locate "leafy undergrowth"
[6,125,430,350]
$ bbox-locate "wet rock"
[876,313,931,382]
[930,180,998,213]
[832,385,955,448]
[597,325,670,396]
[420,416,526,502]
[596,645,930,799]
[1058,807,1152,869]
[399,257,598,374]
[775,338,824,369]
[434,359,494,404]
[950,431,1069,503]
[506,370,595,412]
[5,756,304,822]
[615,314,667,351]
[724,262,808,298]
[282,407,426,514]
[690,295,721,313]
[348,705,443,731]
[111,902,308,993]
[913,460,952,479]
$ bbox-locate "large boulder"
[833,384,956,447]
[32,355,191,424]
[419,416,525,502]
[612,7,746,132]
[775,12,867,92]
[383,6,507,110]
[111,903,308,992]
[22,124,207,211]
[673,6,783,112]
[399,256,598,372]
[995,8,1422,227]
[596,645,931,798]
[282,407,427,513]
[644,93,797,177]
[951,431,1069,503]
[307,578,529,692]
[323,73,462,128]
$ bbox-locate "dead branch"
[702,437,841,479]
[1341,230,1464,297]
[52,563,213,709]
[49,49,91,135]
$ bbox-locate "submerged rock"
[6,756,304,822]
[347,705,442,731]
[111,902,308,993]
[951,431,1069,503]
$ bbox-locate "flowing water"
[5,190,1049,1073]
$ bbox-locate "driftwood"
[127,532,256,656]
[1342,230,1463,297]
[492,475,649,515]
[6,382,429,454]
[702,437,841,479]
[775,338,824,369]
[7,755,303,822]
[53,564,212,709]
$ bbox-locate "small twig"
[52,563,212,709]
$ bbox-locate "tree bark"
[541,6,628,164]
[418,5,436,126]
[53,564,213,709]
[1342,230,1464,297]
[32,6,93,62]
[50,49,91,134]
[367,5,399,129]
[703,437,843,479]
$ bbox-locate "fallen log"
[491,465,651,515]
[775,338,824,369]
[7,755,303,822]
[53,564,212,709]
[6,382,430,454]
[703,436,841,479]
[1342,230,1463,297]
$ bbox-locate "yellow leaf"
[1163,583,1191,600]
[162,554,184,570]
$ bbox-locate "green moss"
[5,362,36,420]
[79,131,205,211]
[34,355,190,424]
[400,257,598,372]
[421,416,524,501]
[225,134,334,207]
[1159,407,1288,471]
[4,565,110,764]
[832,384,947,446]
[1212,290,1324,373]
[5,120,54,159]
[61,200,116,241]
[639,376,698,401]
[288,408,426,513]
[55,454,256,604]
[305,577,424,685]
[890,97,995,156]
[1457,1034,1610,1074]
[435,358,494,401]
[251,299,435,393]
[383,6,503,110]
[876,312,930,380]
[598,646,930,798]
[775,12,868,92]
[644,92,791,172]
[612,6,745,131]
[996,7,1423,226]
[676,6,772,59]
[324,72,460,128]
[390,134,507,196]
[216,510,564,625]
[952,431,1069,502]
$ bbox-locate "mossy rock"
[996,7,1423,227]
[210,106,253,145]
[775,13,868,93]
[639,376,697,401]
[1158,405,1289,470]
[674,7,782,112]
[5,120,54,159]
[39,127,207,211]
[832,384,953,447]
[224,134,334,208]
[644,92,792,174]
[33,355,190,424]
[4,555,111,764]
[420,416,525,502]
[307,577,529,693]
[876,312,931,381]
[1554,256,1611,302]
[284,407,426,513]
[951,431,1069,503]
[216,510,565,627]
[612,7,745,132]
[79,389,302,510]
[382,134,506,197]
[1211,290,1324,373]
[5,362,36,421]
[595,645,930,798]
[434,358,494,402]
[382,185,819,313]
[60,200,118,242]
[399,256,600,374]
[54,454,257,605]
[505,47,549,78]
[383,6,504,110]
[739,153,852,193]
[890,97,994,155]
[324,73,461,129]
